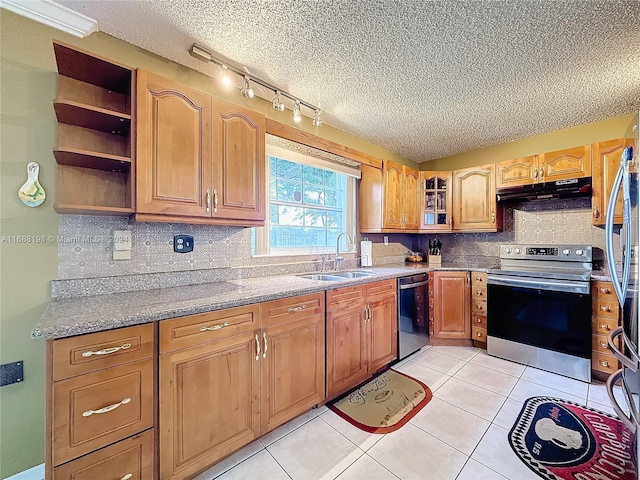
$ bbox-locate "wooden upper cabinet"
[539,145,592,182]
[383,160,404,229]
[212,98,265,222]
[404,167,420,229]
[359,164,383,232]
[453,164,500,231]
[420,171,453,231]
[496,156,538,188]
[592,138,636,226]
[431,271,470,340]
[136,70,211,217]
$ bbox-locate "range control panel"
[500,244,592,262]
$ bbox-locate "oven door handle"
[399,280,429,290]
[486,274,589,294]
[607,326,640,371]
[606,368,638,431]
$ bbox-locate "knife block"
[428,254,441,267]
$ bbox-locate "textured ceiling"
[57,0,640,162]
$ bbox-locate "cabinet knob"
[601,360,610,368]
[600,287,611,294]
[600,306,611,312]
[477,331,482,337]
[601,342,608,349]
[476,317,482,323]
[476,290,482,295]
[600,323,610,331]
[593,207,600,219]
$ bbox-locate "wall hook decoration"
[18,162,46,207]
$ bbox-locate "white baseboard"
[4,464,44,480]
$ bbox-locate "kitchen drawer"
[471,285,486,300]
[592,316,618,335]
[471,300,486,315]
[592,333,621,354]
[262,293,324,327]
[592,298,619,319]
[365,279,397,298]
[593,281,616,300]
[53,359,154,466]
[472,314,487,328]
[327,284,366,311]
[592,352,619,375]
[53,429,154,480]
[160,304,260,353]
[53,324,153,381]
[472,326,487,343]
[471,272,486,286]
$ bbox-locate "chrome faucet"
[335,232,353,271]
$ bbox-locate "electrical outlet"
[1,361,24,387]
[174,235,194,253]
[384,236,389,245]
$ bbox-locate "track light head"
[220,64,232,87]
[312,109,323,127]
[272,91,285,112]
[293,101,302,123]
[241,76,254,98]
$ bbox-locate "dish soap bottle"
[18,162,46,207]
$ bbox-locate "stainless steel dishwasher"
[398,273,430,360]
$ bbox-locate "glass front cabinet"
[420,171,453,231]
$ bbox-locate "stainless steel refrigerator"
[604,112,640,469]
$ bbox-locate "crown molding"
[0,0,97,37]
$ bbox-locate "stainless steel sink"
[296,273,345,281]
[332,271,377,278]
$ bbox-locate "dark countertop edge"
[30,265,492,341]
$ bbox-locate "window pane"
[327,210,342,228]
[324,188,340,207]
[270,204,278,225]
[325,170,337,187]
[304,208,327,227]
[303,165,324,185]
[276,158,302,180]
[303,185,324,205]
[277,180,302,203]
[269,178,277,200]
[327,229,341,247]
[270,226,326,247]
[269,156,277,175]
[277,206,303,225]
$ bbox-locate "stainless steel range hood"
[496,177,592,203]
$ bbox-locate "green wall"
[0,10,416,477]
[425,113,637,171]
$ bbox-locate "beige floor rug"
[329,369,432,433]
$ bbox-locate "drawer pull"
[121,475,133,480]
[476,290,483,295]
[601,360,610,368]
[263,332,268,359]
[82,397,131,417]
[286,305,307,313]
[81,343,131,357]
[601,342,608,349]
[476,304,483,310]
[477,331,482,337]
[200,322,230,332]
[600,287,611,294]
[475,276,483,282]
[600,323,611,331]
[476,318,482,323]
[600,306,611,312]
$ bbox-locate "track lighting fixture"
[293,101,302,123]
[272,91,285,112]
[220,64,232,87]
[241,76,254,98]
[312,109,323,127]
[189,43,321,126]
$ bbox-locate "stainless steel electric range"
[486,244,593,382]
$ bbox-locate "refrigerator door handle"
[606,369,638,431]
[605,163,627,306]
[607,327,639,371]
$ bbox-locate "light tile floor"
[194,345,624,480]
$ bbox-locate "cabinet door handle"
[121,475,133,480]
[206,188,211,213]
[213,189,219,213]
[255,334,260,361]
[82,397,131,417]
[491,212,495,224]
[286,305,307,313]
[539,168,544,179]
[593,207,600,219]
[448,216,452,226]
[263,332,268,359]
[533,169,538,180]
[82,343,131,357]
[200,322,229,332]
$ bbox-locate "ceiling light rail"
[189,43,322,127]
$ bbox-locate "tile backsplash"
[57,197,618,280]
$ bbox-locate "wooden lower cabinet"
[53,429,154,480]
[326,280,397,398]
[431,271,471,342]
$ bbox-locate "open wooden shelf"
[54,100,131,133]
[54,148,131,172]
[54,204,135,216]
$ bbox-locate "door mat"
[509,396,637,480]
[329,369,432,433]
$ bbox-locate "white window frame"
[252,145,358,256]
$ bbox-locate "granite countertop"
[33,263,494,340]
